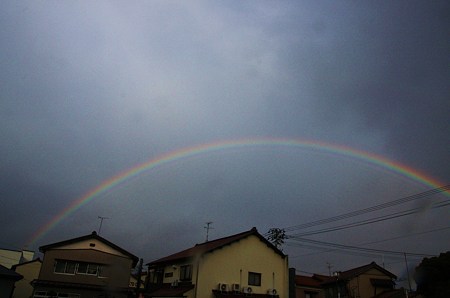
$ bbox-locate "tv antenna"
[97,216,109,235]
[326,262,333,276]
[204,222,214,242]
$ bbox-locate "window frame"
[54,260,76,275]
[179,264,193,281]
[248,271,262,286]
[54,260,106,278]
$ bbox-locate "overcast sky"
[1,0,449,288]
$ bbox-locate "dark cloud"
[1,1,449,289]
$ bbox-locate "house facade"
[146,227,289,298]
[295,274,327,298]
[32,231,138,298]
[12,258,42,298]
[321,262,396,298]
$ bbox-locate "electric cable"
[288,199,450,237]
[287,236,435,257]
[283,184,450,232]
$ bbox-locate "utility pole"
[135,258,143,298]
[97,216,109,235]
[327,262,333,276]
[404,252,412,292]
[204,222,214,242]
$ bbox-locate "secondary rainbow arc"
[27,137,447,247]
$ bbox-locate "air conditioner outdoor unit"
[267,288,278,295]
[218,283,228,292]
[232,283,240,292]
[242,286,253,294]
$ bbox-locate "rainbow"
[27,137,447,247]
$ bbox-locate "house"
[32,231,139,298]
[130,270,147,287]
[295,274,327,298]
[145,227,289,298]
[321,262,396,298]
[12,258,42,298]
[0,264,23,298]
[0,248,35,269]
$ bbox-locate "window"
[87,264,98,275]
[77,263,88,274]
[54,260,76,274]
[248,272,261,286]
[98,265,108,278]
[180,264,193,281]
[76,262,98,275]
[54,260,105,277]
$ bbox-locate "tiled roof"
[39,231,139,266]
[148,227,285,266]
[321,262,396,285]
[295,274,329,288]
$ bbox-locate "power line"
[287,225,450,259]
[287,236,435,258]
[360,226,450,246]
[283,184,450,232]
[288,199,450,237]
[287,242,407,260]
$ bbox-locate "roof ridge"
[194,227,256,247]
[147,227,286,266]
[39,231,138,266]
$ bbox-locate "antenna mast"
[204,221,214,242]
[97,216,109,235]
[327,262,333,276]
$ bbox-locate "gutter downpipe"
[194,256,201,298]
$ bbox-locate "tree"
[414,251,450,297]
[267,228,287,250]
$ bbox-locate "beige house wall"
[13,260,41,298]
[159,235,288,298]
[346,268,393,298]
[52,239,129,258]
[39,249,133,288]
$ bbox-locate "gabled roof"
[39,231,139,266]
[148,227,285,266]
[322,262,396,285]
[295,274,329,288]
[0,264,23,281]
